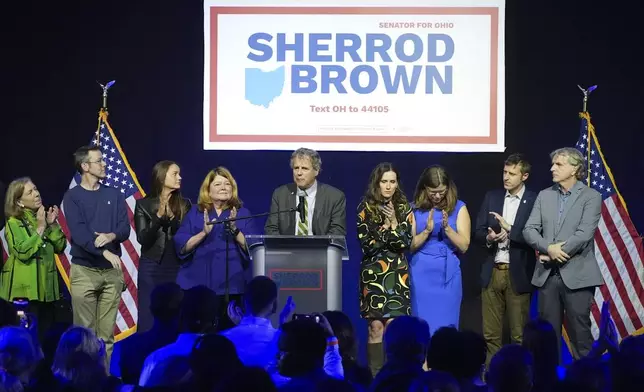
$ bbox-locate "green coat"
[1,210,65,302]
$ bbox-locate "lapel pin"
[523,200,526,203]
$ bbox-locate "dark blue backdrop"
[2,0,643,358]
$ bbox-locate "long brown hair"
[197,167,243,212]
[150,161,187,221]
[413,165,458,214]
[362,162,408,222]
[4,177,32,219]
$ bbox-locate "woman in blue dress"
[410,165,471,332]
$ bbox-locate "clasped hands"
[379,201,398,230]
[540,242,570,264]
[36,205,60,235]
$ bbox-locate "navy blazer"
[474,188,538,294]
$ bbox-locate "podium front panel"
[250,240,343,325]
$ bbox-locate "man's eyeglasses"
[87,159,106,165]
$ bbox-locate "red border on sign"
[209,7,499,144]
[268,268,324,291]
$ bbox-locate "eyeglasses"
[427,189,447,196]
[87,159,106,165]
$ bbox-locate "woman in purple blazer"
[174,167,258,328]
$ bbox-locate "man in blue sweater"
[63,145,130,365]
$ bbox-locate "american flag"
[575,111,644,340]
[1,109,145,341]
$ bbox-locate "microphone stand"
[206,208,296,304]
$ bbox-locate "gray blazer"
[523,181,603,289]
[264,182,347,236]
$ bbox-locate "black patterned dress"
[357,201,413,319]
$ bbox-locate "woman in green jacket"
[2,177,66,339]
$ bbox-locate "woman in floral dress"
[357,162,412,376]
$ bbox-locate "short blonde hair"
[197,167,242,212]
[4,177,32,219]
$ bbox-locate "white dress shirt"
[294,180,317,235]
[494,185,525,264]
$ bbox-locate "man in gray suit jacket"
[265,148,346,236]
[523,147,603,360]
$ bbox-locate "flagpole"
[578,85,597,185]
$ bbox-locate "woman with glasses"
[410,165,471,332]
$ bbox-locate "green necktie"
[297,193,308,236]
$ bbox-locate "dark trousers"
[538,273,595,361]
[137,256,179,333]
[482,265,531,365]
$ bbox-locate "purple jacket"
[174,205,258,294]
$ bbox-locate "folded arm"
[63,194,103,256]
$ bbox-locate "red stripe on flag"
[119,247,139,307]
[123,239,140,270]
[596,281,627,337]
[57,252,72,278]
[57,211,72,239]
[594,229,634,336]
[117,299,135,330]
[601,204,644,330]
[126,204,135,230]
[612,195,644,240]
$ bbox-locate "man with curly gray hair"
[523,147,602,361]
[265,148,346,236]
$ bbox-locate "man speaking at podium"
[265,148,346,236]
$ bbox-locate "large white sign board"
[204,0,505,151]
